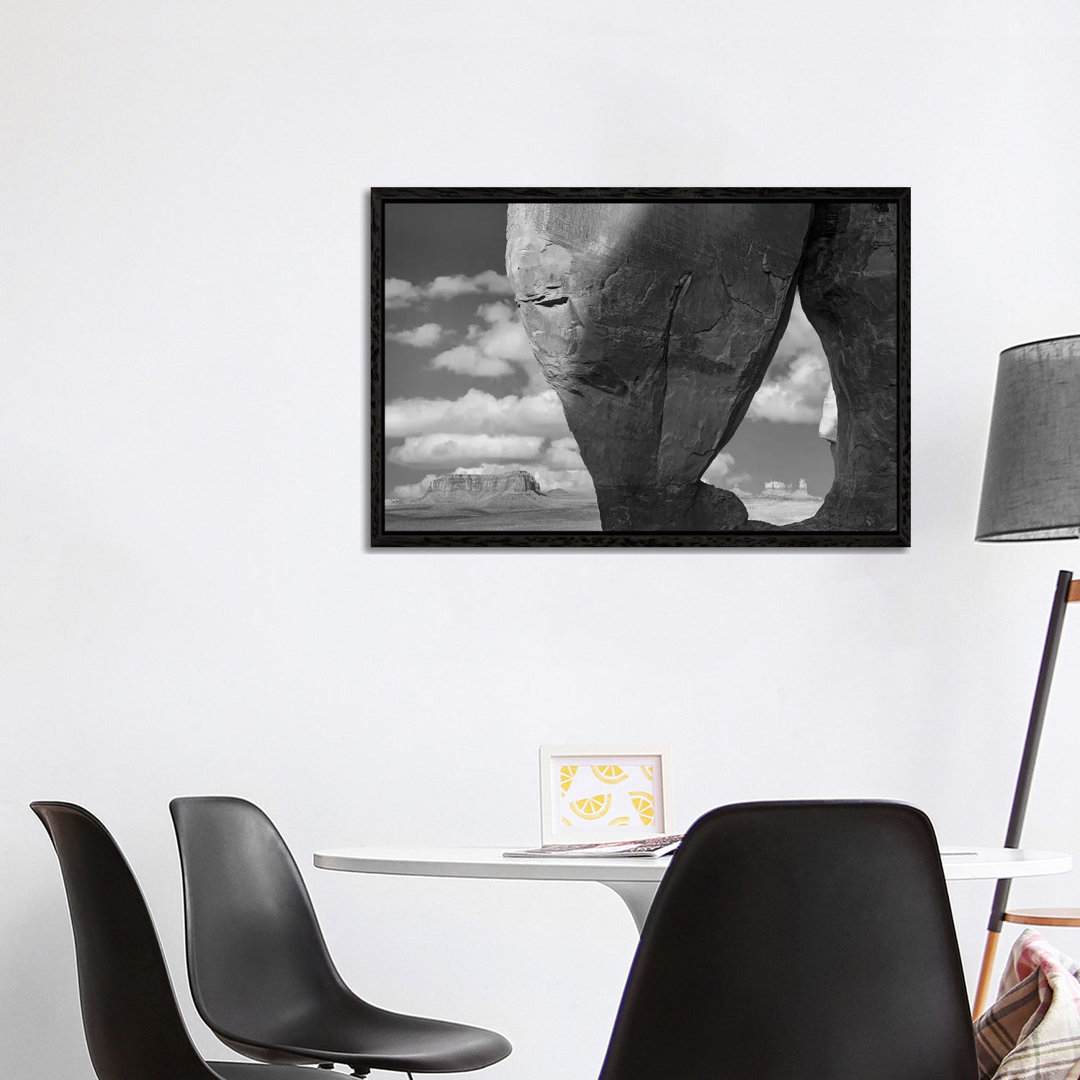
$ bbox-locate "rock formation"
[761,479,811,498]
[424,470,540,497]
[797,202,898,531]
[418,470,548,508]
[506,201,899,533]
[506,203,812,531]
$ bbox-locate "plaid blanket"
[975,929,1080,1079]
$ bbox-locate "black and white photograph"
[373,188,909,546]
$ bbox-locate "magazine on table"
[504,834,683,859]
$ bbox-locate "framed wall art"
[538,745,672,845]
[372,187,910,547]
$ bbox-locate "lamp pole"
[971,569,1075,1017]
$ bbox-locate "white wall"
[5,2,1080,1076]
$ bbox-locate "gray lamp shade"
[976,335,1080,541]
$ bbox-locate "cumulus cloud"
[388,433,544,466]
[385,387,570,438]
[701,452,753,491]
[470,301,535,358]
[387,322,446,348]
[390,476,438,501]
[746,351,832,424]
[773,291,824,363]
[384,270,513,309]
[429,345,515,377]
[544,436,584,469]
[385,278,423,309]
[426,270,512,301]
[474,300,516,323]
[741,289,833,425]
[430,300,540,384]
[540,466,594,495]
[702,452,735,485]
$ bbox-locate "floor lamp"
[972,334,1080,1018]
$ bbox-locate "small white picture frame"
[539,745,673,845]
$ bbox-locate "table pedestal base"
[601,881,659,934]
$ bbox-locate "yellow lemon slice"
[569,793,612,821]
[591,764,628,784]
[630,791,654,827]
[561,816,572,827]
[641,764,654,781]
[609,816,630,827]
[559,765,578,794]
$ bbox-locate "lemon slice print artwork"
[559,765,578,794]
[630,791,654,827]
[569,793,612,821]
[591,764,628,784]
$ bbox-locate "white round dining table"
[314,845,1073,934]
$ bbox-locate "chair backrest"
[598,801,978,1080]
[169,796,350,1042]
[31,802,218,1080]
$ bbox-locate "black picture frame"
[372,187,910,548]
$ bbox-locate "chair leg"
[972,928,1001,1019]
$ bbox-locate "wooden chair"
[1003,909,1080,929]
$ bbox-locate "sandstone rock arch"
[505,200,898,533]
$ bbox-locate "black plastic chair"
[598,800,979,1080]
[31,801,315,1080]
[169,796,511,1077]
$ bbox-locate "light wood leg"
[973,929,1001,1019]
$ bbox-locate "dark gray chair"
[597,800,979,1080]
[170,796,511,1078]
[31,801,315,1080]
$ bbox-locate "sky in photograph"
[383,202,835,501]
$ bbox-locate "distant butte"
[418,470,549,508]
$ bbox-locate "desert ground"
[385,495,603,531]
[385,488,825,532]
[739,493,824,526]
